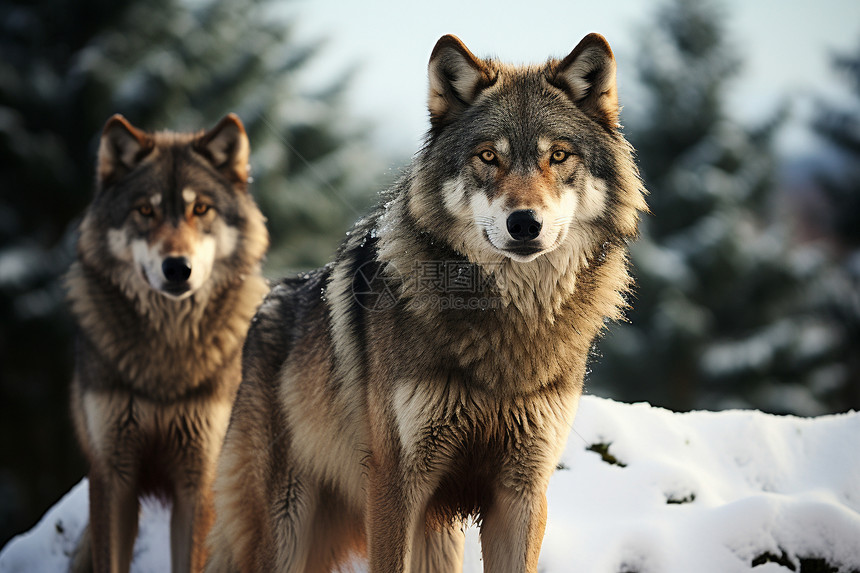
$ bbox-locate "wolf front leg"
[87,467,141,573]
[366,456,422,573]
[170,480,215,572]
[170,400,232,572]
[410,519,466,573]
[479,484,549,573]
[367,460,462,573]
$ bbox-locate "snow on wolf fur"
[2,396,859,573]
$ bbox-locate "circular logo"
[352,261,402,312]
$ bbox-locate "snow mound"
[544,397,860,572]
[1,396,858,572]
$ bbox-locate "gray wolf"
[66,113,269,572]
[207,33,646,572]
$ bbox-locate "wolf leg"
[479,485,548,573]
[171,481,215,573]
[207,438,317,572]
[299,488,365,573]
[409,521,465,573]
[365,459,427,573]
[172,404,228,573]
[268,473,320,572]
[87,470,140,573]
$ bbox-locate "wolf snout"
[506,210,542,241]
[162,256,192,284]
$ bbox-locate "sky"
[283,0,860,158]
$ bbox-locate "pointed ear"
[427,35,497,128]
[197,113,250,185]
[552,33,619,128]
[97,114,153,189]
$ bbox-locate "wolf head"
[78,114,268,301]
[408,33,645,265]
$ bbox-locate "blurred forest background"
[1,0,858,547]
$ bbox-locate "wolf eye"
[479,150,497,164]
[136,205,154,217]
[550,150,570,164]
[193,203,211,216]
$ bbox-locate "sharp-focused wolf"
[66,114,269,572]
[207,33,646,573]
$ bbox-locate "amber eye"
[136,204,154,217]
[550,150,570,164]
[479,150,497,164]
[193,203,211,216]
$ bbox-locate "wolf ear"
[97,114,153,189]
[552,33,619,128]
[428,35,496,127]
[197,113,250,185]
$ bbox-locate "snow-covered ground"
[2,396,859,572]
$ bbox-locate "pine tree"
[590,0,835,414]
[813,42,860,248]
[0,0,382,543]
[808,40,860,410]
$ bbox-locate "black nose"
[162,257,192,283]
[506,210,542,241]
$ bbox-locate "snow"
[2,396,859,572]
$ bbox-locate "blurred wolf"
[66,114,269,573]
[207,33,646,573]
